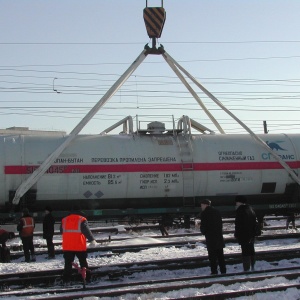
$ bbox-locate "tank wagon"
[1,116,300,221]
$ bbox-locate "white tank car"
[0,122,300,217]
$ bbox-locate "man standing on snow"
[234,195,257,271]
[200,199,226,275]
[17,208,36,263]
[43,206,55,259]
[60,207,97,284]
[0,229,15,262]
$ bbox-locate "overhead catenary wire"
[1,43,299,135]
[1,40,300,45]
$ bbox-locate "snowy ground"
[1,218,300,299]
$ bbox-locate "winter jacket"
[17,215,35,238]
[200,206,225,250]
[60,213,94,251]
[234,204,257,244]
[43,212,55,239]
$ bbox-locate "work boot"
[242,256,251,271]
[85,269,91,282]
[250,256,256,271]
[220,261,227,274]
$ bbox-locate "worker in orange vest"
[17,208,36,262]
[60,207,97,284]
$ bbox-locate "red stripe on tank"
[4,161,300,175]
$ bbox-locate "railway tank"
[1,116,300,219]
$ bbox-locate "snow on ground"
[0,217,300,299]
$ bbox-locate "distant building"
[0,126,66,136]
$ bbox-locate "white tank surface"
[0,119,300,217]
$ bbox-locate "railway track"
[33,268,300,300]
[8,229,300,260]
[1,248,300,299]
[1,217,299,299]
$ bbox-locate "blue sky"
[1,0,300,134]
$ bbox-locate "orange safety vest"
[20,217,34,237]
[61,214,87,251]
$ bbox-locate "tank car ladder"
[176,116,195,207]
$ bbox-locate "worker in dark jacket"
[17,208,36,262]
[234,196,257,271]
[60,208,97,284]
[200,199,226,275]
[43,206,55,259]
[0,229,15,262]
[0,229,15,248]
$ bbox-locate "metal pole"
[12,49,148,205]
[162,51,225,134]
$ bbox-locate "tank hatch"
[137,121,167,135]
[147,121,165,133]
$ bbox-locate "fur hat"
[45,206,52,212]
[200,199,211,206]
[71,205,85,217]
[22,208,29,215]
[235,195,247,204]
